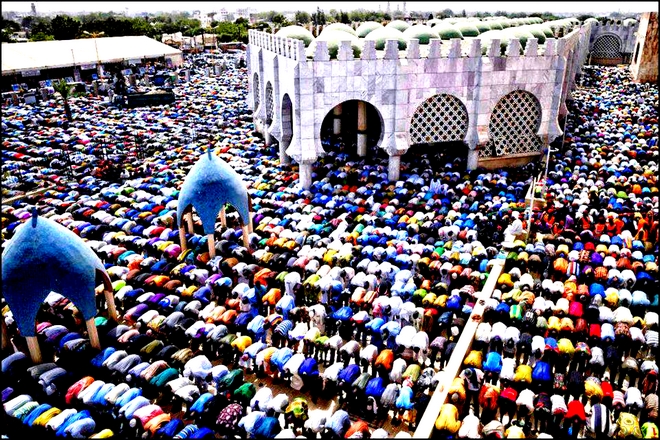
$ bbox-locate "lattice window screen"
[482,90,542,157]
[265,82,274,125]
[253,73,260,111]
[592,35,622,59]
[409,94,468,145]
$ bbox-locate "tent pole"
[86,318,101,349]
[105,290,119,321]
[101,272,118,321]
[207,233,216,259]
[26,336,42,364]
[242,224,250,250]
[220,207,227,228]
[179,226,188,251]
[186,212,194,234]
[1,316,9,351]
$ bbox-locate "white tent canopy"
[2,36,184,75]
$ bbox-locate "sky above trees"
[2,1,657,15]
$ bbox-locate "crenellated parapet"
[588,21,639,62]
[247,23,591,187]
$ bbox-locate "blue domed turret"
[2,210,109,337]
[177,149,250,235]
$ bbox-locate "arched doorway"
[320,100,386,160]
[483,90,542,157]
[252,73,260,112]
[280,93,293,164]
[591,34,623,65]
[407,93,469,164]
[265,81,274,129]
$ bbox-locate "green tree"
[439,8,454,19]
[21,16,34,30]
[1,18,20,42]
[295,11,311,24]
[349,10,366,22]
[428,13,434,20]
[50,14,81,40]
[339,11,350,24]
[53,79,74,122]
[311,7,326,25]
[271,13,289,26]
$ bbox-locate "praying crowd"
[1,49,658,440]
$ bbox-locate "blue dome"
[2,211,108,337]
[177,150,251,235]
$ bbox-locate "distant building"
[30,3,36,16]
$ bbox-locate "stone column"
[299,161,313,189]
[357,101,368,156]
[280,143,291,165]
[388,154,401,181]
[467,148,480,170]
[264,125,273,146]
[333,103,342,135]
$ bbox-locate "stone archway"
[252,73,260,112]
[408,93,469,161]
[320,100,385,159]
[483,90,542,157]
[265,81,274,129]
[280,93,293,164]
[591,34,623,65]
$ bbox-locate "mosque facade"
[247,20,636,189]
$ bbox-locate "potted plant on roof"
[53,79,74,123]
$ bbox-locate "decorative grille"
[265,82,274,125]
[253,73,260,111]
[592,34,622,59]
[483,90,542,157]
[409,94,468,145]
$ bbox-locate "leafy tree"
[272,13,289,26]
[29,31,54,41]
[21,16,34,29]
[295,11,311,24]
[311,7,327,25]
[428,13,434,20]
[438,8,454,19]
[29,17,52,37]
[349,10,366,22]
[53,79,74,122]
[339,11,350,24]
[50,14,81,40]
[1,18,20,42]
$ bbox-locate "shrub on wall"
[386,20,411,33]
[520,25,547,44]
[474,21,492,33]
[322,22,357,36]
[364,26,407,50]
[356,21,383,38]
[457,23,480,37]
[433,24,464,40]
[276,25,315,47]
[504,28,536,49]
[402,24,440,44]
[479,30,512,56]
[306,30,362,59]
